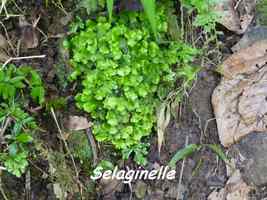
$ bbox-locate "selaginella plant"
[0,65,45,177]
[66,7,198,165]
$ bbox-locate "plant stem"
[0,177,9,200]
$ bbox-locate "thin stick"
[1,55,46,69]
[234,0,243,10]
[25,170,31,200]
[0,117,11,142]
[50,108,79,177]
[50,108,83,198]
[176,136,188,200]
[0,177,8,200]
[86,128,98,166]
[180,2,184,41]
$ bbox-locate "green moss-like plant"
[256,0,267,25]
[66,8,198,165]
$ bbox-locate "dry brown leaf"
[212,40,267,147]
[65,116,91,131]
[19,16,39,49]
[157,103,171,155]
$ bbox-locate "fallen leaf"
[19,16,39,49]
[65,115,92,131]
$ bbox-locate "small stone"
[147,188,164,200]
[134,181,147,199]
[208,170,252,200]
[165,183,186,199]
[232,26,267,52]
[234,132,267,186]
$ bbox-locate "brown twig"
[0,117,11,142]
[1,55,46,68]
[25,170,31,200]
[0,177,8,200]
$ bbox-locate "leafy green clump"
[256,0,267,25]
[0,65,45,104]
[181,0,221,33]
[68,131,92,165]
[0,65,45,177]
[66,9,198,165]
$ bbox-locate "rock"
[217,40,267,79]
[214,0,242,33]
[234,132,267,186]
[208,170,252,200]
[212,40,267,147]
[232,26,267,52]
[214,0,256,34]
[100,177,123,196]
[164,183,186,199]
[147,188,164,200]
[134,181,147,199]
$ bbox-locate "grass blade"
[140,0,157,38]
[206,144,230,165]
[168,144,201,169]
[106,0,114,22]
